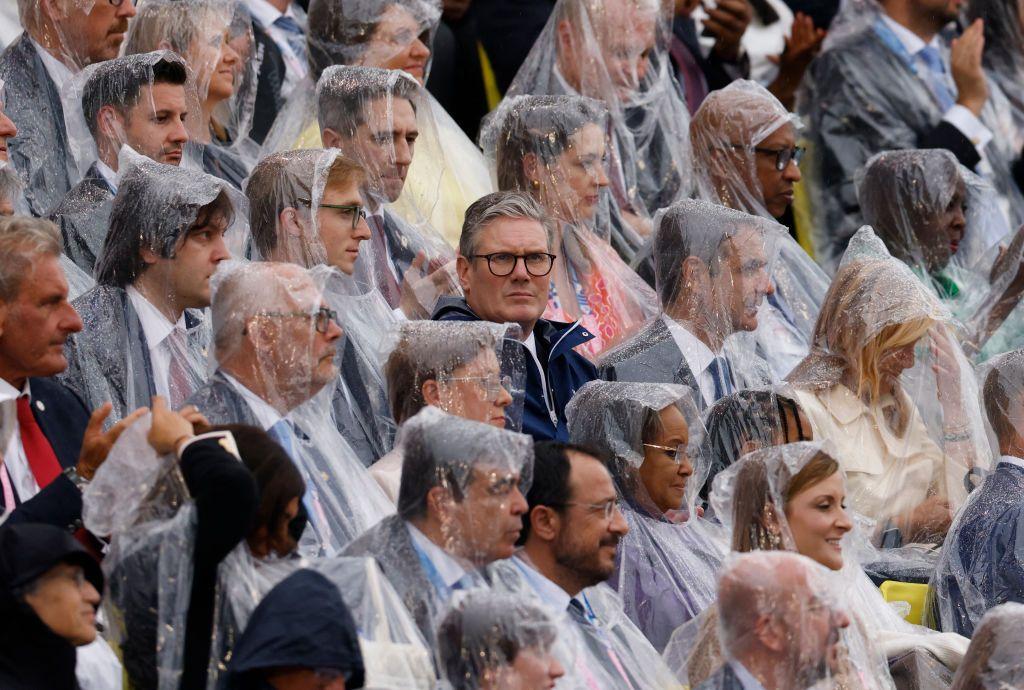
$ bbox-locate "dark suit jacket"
[3,377,91,529]
[382,208,420,283]
[0,33,72,216]
[671,16,750,107]
[49,162,115,275]
[332,337,390,467]
[248,19,287,145]
[695,662,746,689]
[186,369,260,428]
[599,317,702,398]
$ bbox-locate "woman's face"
[435,349,513,428]
[878,339,919,385]
[536,123,609,224]
[189,26,239,105]
[485,647,565,690]
[638,404,693,514]
[784,471,852,571]
[359,4,432,85]
[248,496,301,559]
[917,180,967,270]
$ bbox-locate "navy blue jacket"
[432,297,597,441]
[4,377,90,530]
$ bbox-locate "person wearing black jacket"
[0,521,105,690]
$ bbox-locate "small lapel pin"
[35,400,45,412]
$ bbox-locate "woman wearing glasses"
[482,94,658,357]
[566,380,724,652]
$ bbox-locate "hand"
[704,0,752,63]
[399,251,458,319]
[442,0,471,22]
[769,13,826,76]
[147,396,196,456]
[76,403,148,481]
[951,19,988,116]
[989,224,1024,287]
[176,404,211,432]
[930,325,965,412]
[906,494,953,541]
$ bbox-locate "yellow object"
[792,137,816,257]
[879,580,929,625]
[477,41,502,111]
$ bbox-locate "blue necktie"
[707,355,735,402]
[917,46,956,112]
[268,419,296,459]
[273,15,307,63]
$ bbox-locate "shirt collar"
[511,553,572,613]
[661,313,717,375]
[245,0,294,28]
[406,522,467,588]
[126,285,183,349]
[999,455,1024,471]
[729,661,767,690]
[94,159,118,194]
[0,377,28,404]
[221,371,285,430]
[879,14,941,55]
[28,36,75,93]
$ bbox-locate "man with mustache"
[497,441,678,688]
[51,51,191,276]
[600,199,778,411]
[1,0,137,216]
[434,191,597,442]
[697,552,851,690]
[61,160,232,422]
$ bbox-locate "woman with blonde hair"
[785,228,988,546]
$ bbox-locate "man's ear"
[427,485,452,520]
[456,254,472,295]
[321,127,342,149]
[0,302,8,339]
[140,247,161,267]
[753,613,786,652]
[421,378,441,407]
[278,207,305,239]
[527,505,560,542]
[678,255,708,295]
[96,105,125,143]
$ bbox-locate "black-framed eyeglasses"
[550,499,619,521]
[257,306,338,334]
[731,144,805,171]
[300,198,368,231]
[469,252,557,277]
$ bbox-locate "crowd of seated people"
[3,0,1024,687]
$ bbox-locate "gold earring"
[531,179,541,189]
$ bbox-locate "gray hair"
[0,216,62,302]
[459,191,553,258]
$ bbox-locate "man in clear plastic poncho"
[480,93,658,358]
[786,228,990,546]
[314,65,454,313]
[967,0,1024,142]
[1,0,137,216]
[566,380,723,652]
[933,350,1024,636]
[373,320,526,503]
[857,148,1024,360]
[949,603,1024,690]
[50,52,191,276]
[342,406,532,650]
[599,199,780,412]
[186,261,394,556]
[487,440,682,689]
[689,79,831,379]
[505,0,694,264]
[799,0,1024,269]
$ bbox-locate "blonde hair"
[856,318,934,403]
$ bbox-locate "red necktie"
[16,396,62,490]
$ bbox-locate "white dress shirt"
[660,314,719,405]
[222,371,284,431]
[126,286,187,400]
[0,377,38,511]
[879,15,993,154]
[999,455,1024,471]
[407,521,468,592]
[729,660,768,689]
[511,553,572,613]
[94,159,118,194]
[245,0,308,98]
[29,37,73,94]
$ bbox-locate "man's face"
[316,178,371,275]
[0,102,18,162]
[913,0,963,27]
[791,589,850,684]
[23,563,101,647]
[457,218,551,334]
[160,210,232,310]
[540,123,609,224]
[120,83,189,165]
[57,0,136,66]
[444,465,528,565]
[0,254,82,384]
[753,124,801,220]
[438,348,514,428]
[709,227,773,334]
[552,452,629,587]
[342,97,418,204]
[358,4,432,85]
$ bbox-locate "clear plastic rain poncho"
[948,603,1024,690]
[306,65,457,312]
[343,406,534,650]
[690,80,831,378]
[481,93,659,357]
[565,380,725,652]
[931,349,1024,637]
[504,0,694,263]
[53,51,196,275]
[371,320,527,502]
[123,0,257,186]
[436,590,564,690]
[188,261,394,556]
[83,417,434,690]
[967,0,1024,146]
[58,158,235,422]
[681,551,891,690]
[598,199,782,410]
[265,0,491,247]
[785,227,990,542]
[797,0,1024,270]
[856,148,1024,360]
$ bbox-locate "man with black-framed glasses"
[434,191,598,442]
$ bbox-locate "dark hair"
[519,441,606,544]
[983,353,1024,446]
[316,66,419,138]
[245,149,320,257]
[395,428,468,522]
[81,55,188,139]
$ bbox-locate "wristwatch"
[62,465,91,492]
